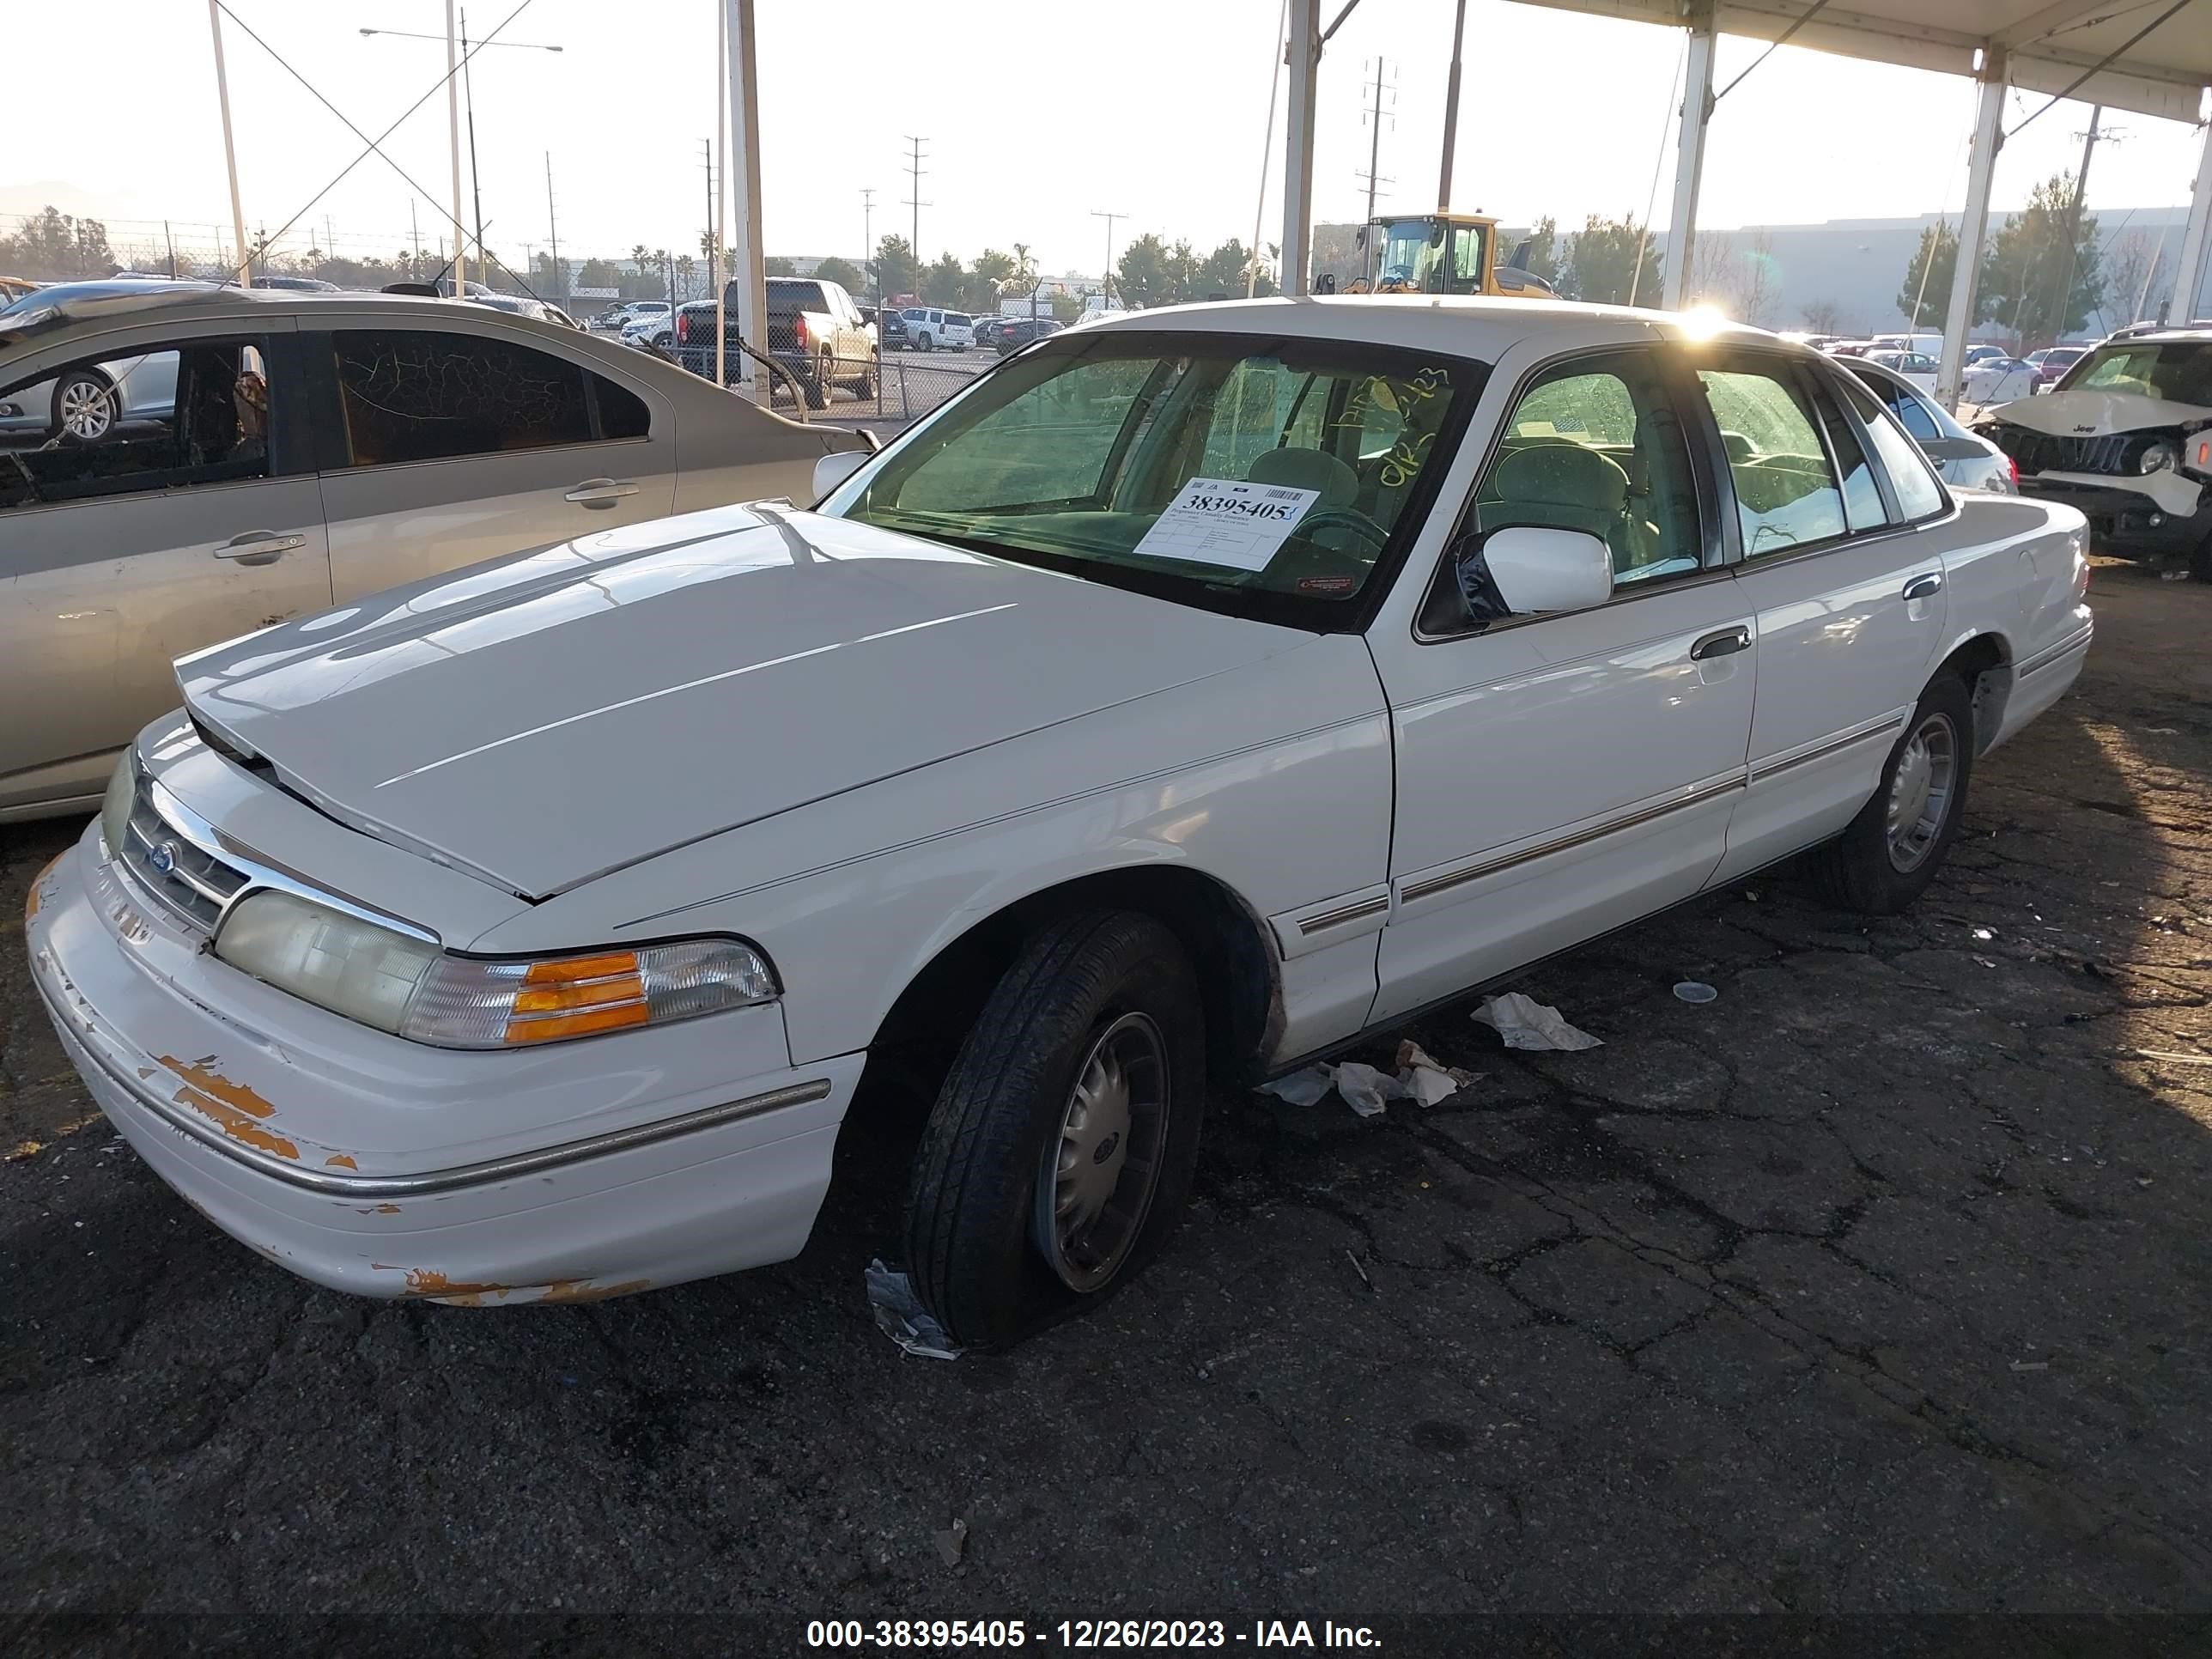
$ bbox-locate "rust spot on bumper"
[25,853,63,922]
[154,1054,298,1161]
[325,1154,358,1170]
[539,1277,653,1305]
[392,1267,512,1298]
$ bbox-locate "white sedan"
[27,299,2093,1345]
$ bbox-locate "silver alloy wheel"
[1034,1010,1170,1293]
[1886,712,1958,872]
[58,376,116,441]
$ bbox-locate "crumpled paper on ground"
[1473,992,1603,1051]
[1260,1041,1474,1117]
[864,1259,961,1360]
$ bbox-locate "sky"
[5,0,2208,282]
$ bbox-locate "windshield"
[2057,340,2212,404]
[824,329,1484,629]
[1371,218,1486,294]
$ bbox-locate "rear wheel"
[1810,672,1974,915]
[51,370,118,442]
[915,331,933,352]
[903,911,1206,1347]
[805,350,833,410]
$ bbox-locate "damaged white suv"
[27,300,2093,1346]
[1980,329,2212,575]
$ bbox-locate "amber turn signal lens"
[503,1003,650,1043]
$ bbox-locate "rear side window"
[1694,362,1844,556]
[331,330,637,465]
[1851,388,1948,522]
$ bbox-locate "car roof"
[1076,294,1795,358]
[0,281,605,360]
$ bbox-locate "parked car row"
[0,277,870,820]
[21,289,2088,1348]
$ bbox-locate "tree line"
[1893,174,2142,349]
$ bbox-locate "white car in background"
[0,279,182,440]
[1863,349,1938,393]
[28,300,2091,1346]
[586,300,669,336]
[1845,356,2017,494]
[1962,356,2039,405]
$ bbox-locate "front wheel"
[903,911,1205,1347]
[1810,672,1975,915]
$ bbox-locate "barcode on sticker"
[1262,487,1304,501]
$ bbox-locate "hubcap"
[60,380,113,439]
[1885,712,1957,872]
[1034,1011,1169,1293]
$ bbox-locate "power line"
[902,136,930,283]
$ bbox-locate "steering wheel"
[1293,506,1390,554]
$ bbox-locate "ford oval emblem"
[147,841,179,876]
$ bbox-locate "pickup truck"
[31,301,2089,1348]
[676,277,876,409]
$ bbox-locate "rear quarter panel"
[1938,493,2090,743]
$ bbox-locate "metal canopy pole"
[207,0,251,287]
[724,0,767,404]
[1937,50,2008,410]
[1662,0,1717,311]
[1438,0,1468,212]
[1282,0,1321,296]
[2172,120,2212,323]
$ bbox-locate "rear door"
[0,319,330,814]
[1699,349,1951,883]
[307,318,679,602]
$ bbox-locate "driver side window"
[1443,349,1703,629]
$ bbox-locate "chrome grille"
[115,775,248,934]
[1990,425,2136,477]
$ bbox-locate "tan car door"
[307,318,678,604]
[0,319,331,817]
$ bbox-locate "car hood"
[178,505,1310,898]
[1987,387,2212,435]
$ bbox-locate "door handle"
[1689,626,1751,661]
[1903,572,1944,602]
[213,531,306,565]
[564,478,641,508]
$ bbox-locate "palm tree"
[1011,242,1037,294]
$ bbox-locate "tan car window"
[0,339,270,513]
[332,330,594,466]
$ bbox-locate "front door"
[1368,344,1756,1024]
[0,320,331,815]
[307,320,678,603]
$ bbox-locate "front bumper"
[26,823,862,1304]
[2017,474,2212,559]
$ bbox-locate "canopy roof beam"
[1936,49,2006,409]
[1665,2,1719,309]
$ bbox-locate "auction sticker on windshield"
[1130,477,1320,572]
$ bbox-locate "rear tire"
[50,369,118,442]
[915,331,933,352]
[805,351,833,410]
[1809,672,1975,915]
[903,911,1206,1348]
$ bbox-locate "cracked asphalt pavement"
[3,559,2209,1639]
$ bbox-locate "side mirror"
[1480,526,1614,615]
[812,447,871,502]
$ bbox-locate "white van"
[898,307,975,351]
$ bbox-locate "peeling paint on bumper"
[26,822,863,1303]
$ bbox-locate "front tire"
[1810,672,1975,915]
[903,911,1206,1347]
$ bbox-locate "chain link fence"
[672,342,993,426]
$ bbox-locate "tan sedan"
[0,280,871,820]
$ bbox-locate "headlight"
[213,889,776,1047]
[100,754,136,860]
[2139,440,2178,475]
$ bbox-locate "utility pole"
[1437,0,1468,213]
[461,6,485,289]
[1092,209,1124,307]
[902,136,929,296]
[861,186,876,303]
[207,0,251,288]
[164,221,178,280]
[410,198,422,259]
[702,137,717,307]
[545,153,559,299]
[1357,58,1394,283]
[2048,106,2110,345]
[446,0,464,289]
